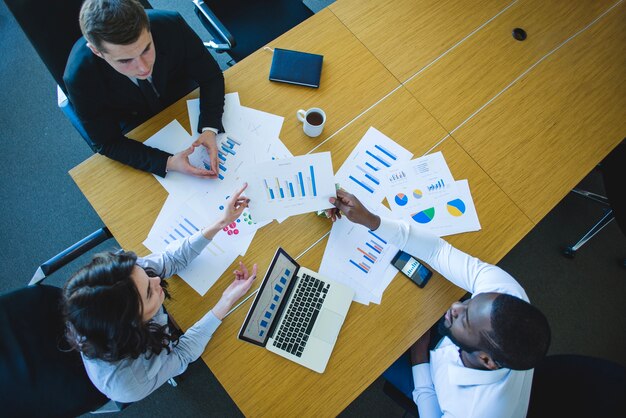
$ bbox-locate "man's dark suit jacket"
[64,10,225,177]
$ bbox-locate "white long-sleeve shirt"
[81,232,221,403]
[376,218,533,418]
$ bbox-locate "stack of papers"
[143,93,294,296]
[323,129,481,304]
[382,152,481,237]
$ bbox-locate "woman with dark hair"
[63,184,257,403]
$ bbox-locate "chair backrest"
[528,354,626,417]
[0,285,109,417]
[5,0,153,94]
[198,0,314,62]
[5,0,86,94]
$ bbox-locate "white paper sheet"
[334,127,413,206]
[241,152,336,223]
[143,197,241,296]
[319,204,399,305]
[383,153,480,236]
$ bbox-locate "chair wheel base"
[562,247,576,258]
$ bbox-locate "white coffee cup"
[296,108,326,137]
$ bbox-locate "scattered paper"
[383,153,481,236]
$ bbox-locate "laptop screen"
[239,248,299,346]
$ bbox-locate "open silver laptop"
[238,247,354,373]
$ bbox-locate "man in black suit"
[64,0,224,178]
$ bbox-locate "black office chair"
[381,353,626,418]
[0,228,119,417]
[527,354,626,418]
[4,0,152,150]
[193,0,314,64]
[563,139,626,266]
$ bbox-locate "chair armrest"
[57,86,98,151]
[192,0,235,50]
[30,227,113,285]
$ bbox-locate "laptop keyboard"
[272,273,330,357]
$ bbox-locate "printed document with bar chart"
[319,204,399,305]
[143,197,243,296]
[334,127,413,206]
[241,152,335,222]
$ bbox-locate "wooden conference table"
[69,1,625,416]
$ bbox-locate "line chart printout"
[241,152,335,223]
[334,127,413,206]
[319,204,399,305]
[143,197,241,296]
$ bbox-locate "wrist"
[211,298,232,320]
[367,214,381,230]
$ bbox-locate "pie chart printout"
[413,189,423,199]
[395,193,408,206]
[447,199,466,217]
[411,207,435,224]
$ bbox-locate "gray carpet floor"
[1,0,624,416]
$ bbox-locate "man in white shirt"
[328,189,551,418]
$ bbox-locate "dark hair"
[79,0,150,52]
[63,250,176,362]
[481,294,551,370]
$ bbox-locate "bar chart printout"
[319,208,399,305]
[335,127,413,206]
[349,230,388,274]
[240,252,299,344]
[263,164,318,200]
[242,152,336,222]
[143,199,241,296]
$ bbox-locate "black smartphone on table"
[391,250,433,288]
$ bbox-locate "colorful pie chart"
[413,189,423,199]
[447,199,466,217]
[411,207,435,224]
[395,193,408,206]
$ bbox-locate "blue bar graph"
[221,144,236,155]
[179,223,192,235]
[350,259,369,274]
[374,144,397,160]
[366,242,381,254]
[368,229,388,244]
[365,150,391,168]
[349,175,374,193]
[184,218,199,231]
[261,167,319,202]
[310,165,317,197]
[288,182,295,197]
[298,172,305,196]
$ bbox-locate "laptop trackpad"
[311,309,343,344]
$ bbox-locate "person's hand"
[200,183,250,240]
[212,261,258,320]
[410,329,431,365]
[166,145,214,178]
[220,183,250,226]
[194,130,219,179]
[328,189,381,230]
